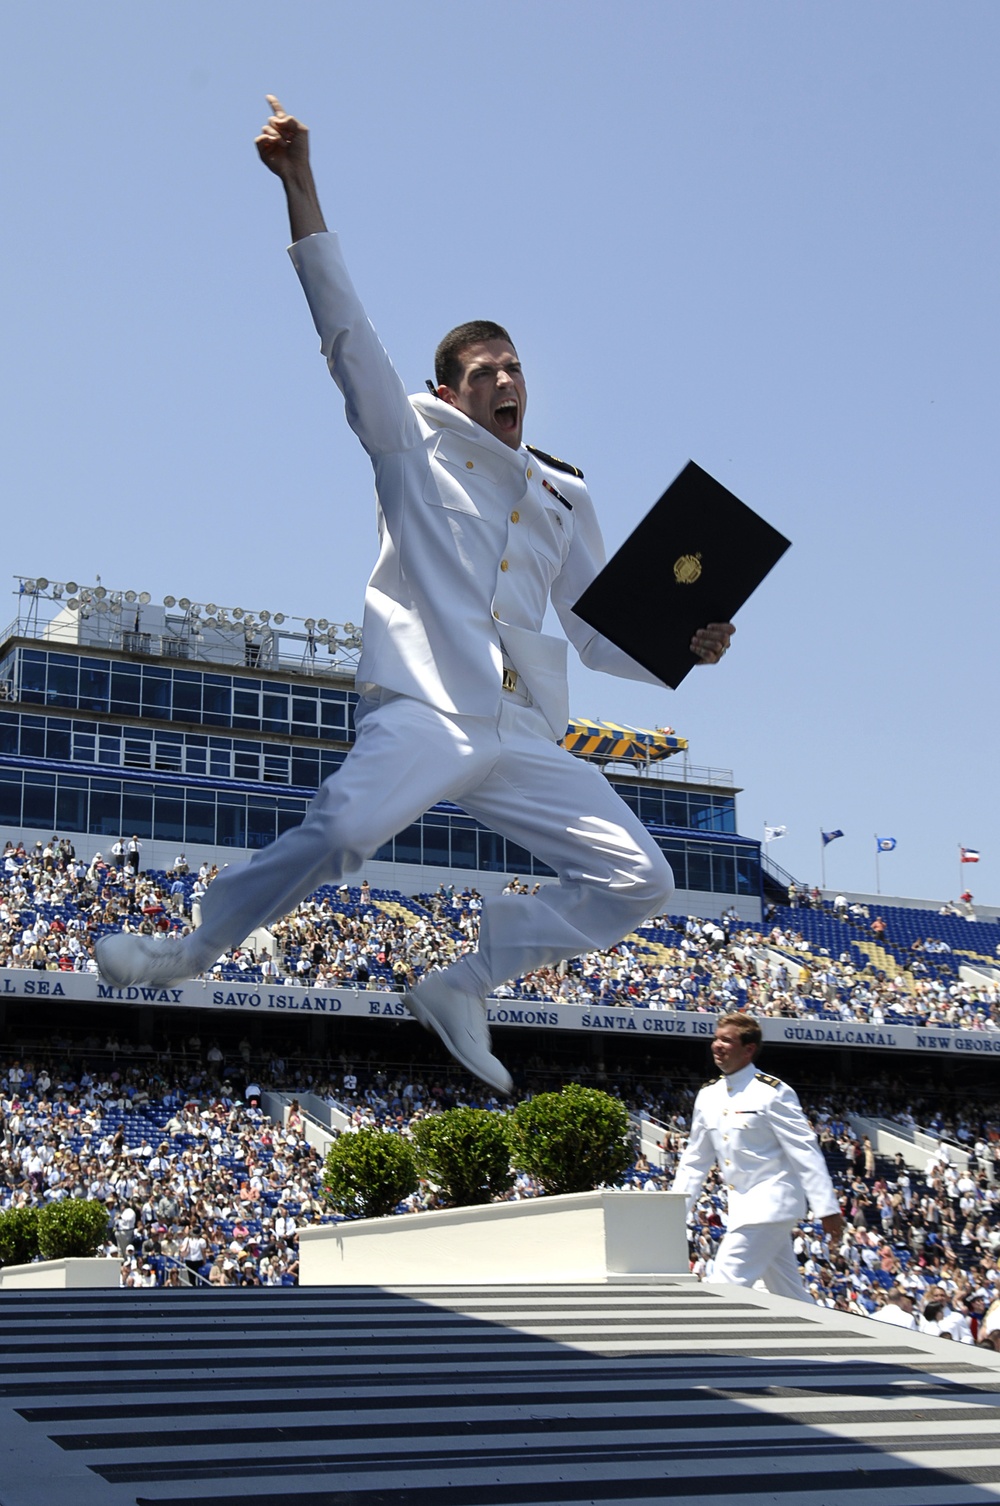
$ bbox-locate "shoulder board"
[525,445,584,480]
[755,1072,782,1089]
[701,1076,722,1089]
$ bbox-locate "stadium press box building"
[0,578,762,918]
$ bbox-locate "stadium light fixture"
[273,613,285,625]
[178,598,191,610]
[163,595,177,608]
[138,591,151,606]
[124,590,137,603]
[94,586,107,600]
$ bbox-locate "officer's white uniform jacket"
[671,1063,840,1230]
[289,233,665,740]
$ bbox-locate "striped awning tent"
[562,717,688,764]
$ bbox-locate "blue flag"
[876,836,897,853]
[822,830,844,847]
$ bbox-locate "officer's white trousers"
[179,691,675,988]
[708,1220,813,1303]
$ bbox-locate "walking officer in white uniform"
[671,1013,843,1301]
[97,97,734,1093]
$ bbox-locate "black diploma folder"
[572,460,791,689]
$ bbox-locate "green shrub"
[322,1128,419,1218]
[411,1107,514,1206]
[508,1084,633,1195]
[0,1207,40,1266]
[36,1198,110,1259]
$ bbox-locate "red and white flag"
[960,847,981,864]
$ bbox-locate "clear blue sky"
[3,2,998,904]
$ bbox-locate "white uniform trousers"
[708,1220,812,1303]
[180,689,674,987]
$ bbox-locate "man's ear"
[436,384,460,408]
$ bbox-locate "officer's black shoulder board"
[525,445,584,480]
[701,1075,722,1089]
[755,1071,782,1088]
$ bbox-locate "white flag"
[764,825,787,843]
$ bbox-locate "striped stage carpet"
[1,1280,1000,1505]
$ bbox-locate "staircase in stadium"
[1,1281,1000,1505]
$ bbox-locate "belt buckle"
[502,666,518,693]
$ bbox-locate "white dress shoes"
[406,971,512,1095]
[95,933,196,990]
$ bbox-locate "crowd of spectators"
[2,834,1000,1336]
[1,1044,327,1288]
[1,1027,1000,1349]
[1,837,998,1037]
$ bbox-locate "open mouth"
[494,399,519,432]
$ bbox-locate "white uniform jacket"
[670,1062,840,1231]
[289,232,665,740]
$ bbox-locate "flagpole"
[821,830,826,892]
[874,835,881,896]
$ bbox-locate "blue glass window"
[0,769,22,824]
[46,661,78,707]
[56,778,88,832]
[172,674,202,716]
[394,824,422,865]
[153,796,185,843]
[184,797,215,846]
[21,722,46,757]
[449,820,477,870]
[141,668,171,716]
[78,661,110,712]
[110,666,141,713]
[216,797,247,848]
[247,799,277,849]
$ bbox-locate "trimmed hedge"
[507,1085,633,1195]
[36,1199,111,1260]
[322,1128,419,1218]
[411,1107,514,1206]
[0,1207,40,1266]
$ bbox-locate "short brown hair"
[434,320,515,389]
[715,1012,762,1048]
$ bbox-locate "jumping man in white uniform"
[670,1013,844,1301]
[97,98,735,1093]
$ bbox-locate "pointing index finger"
[265,94,286,119]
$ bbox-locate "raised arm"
[255,95,327,243]
[254,95,420,459]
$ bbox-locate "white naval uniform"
[178,231,674,985]
[670,1062,840,1303]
